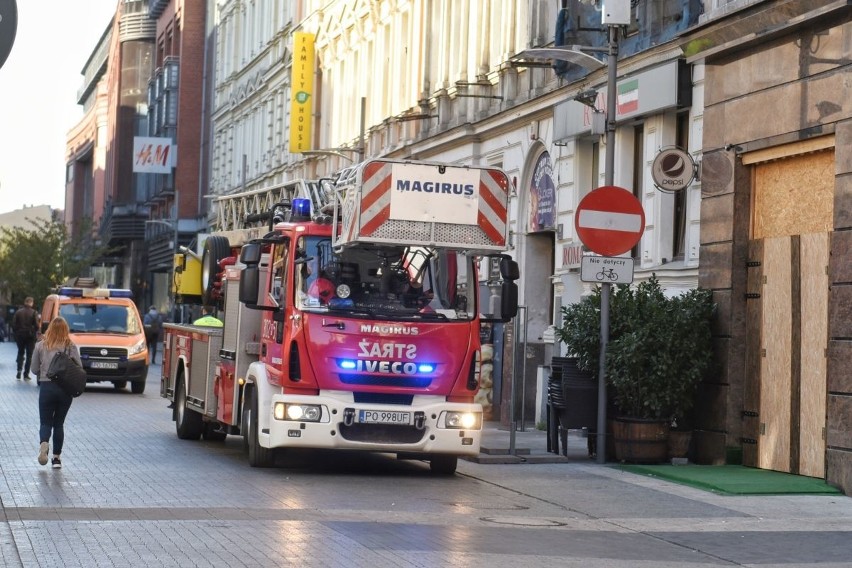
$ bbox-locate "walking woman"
[31,317,81,469]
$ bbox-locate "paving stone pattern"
[1,342,851,567]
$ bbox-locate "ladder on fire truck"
[213,177,335,232]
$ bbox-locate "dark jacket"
[12,305,38,341]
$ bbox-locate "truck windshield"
[295,236,475,321]
[59,304,142,334]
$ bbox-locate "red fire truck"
[160,159,518,473]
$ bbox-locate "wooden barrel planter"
[612,417,670,463]
[667,430,692,460]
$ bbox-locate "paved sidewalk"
[2,341,852,567]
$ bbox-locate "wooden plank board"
[752,151,834,239]
[798,232,828,477]
[759,237,792,472]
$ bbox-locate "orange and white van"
[40,286,149,393]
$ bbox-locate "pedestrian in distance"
[12,296,39,380]
[143,306,163,364]
[193,306,223,327]
[31,316,82,469]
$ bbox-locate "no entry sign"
[575,185,645,256]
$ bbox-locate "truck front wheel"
[175,376,203,440]
[246,388,274,467]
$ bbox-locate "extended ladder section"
[213,178,331,232]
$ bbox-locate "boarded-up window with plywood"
[751,149,834,239]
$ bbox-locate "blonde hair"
[43,317,72,351]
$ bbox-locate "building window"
[673,112,688,260]
[631,123,644,260]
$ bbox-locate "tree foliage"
[0,217,110,307]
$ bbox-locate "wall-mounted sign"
[133,137,176,174]
[0,0,17,71]
[528,152,555,232]
[580,256,634,284]
[651,147,696,192]
[289,32,315,153]
[562,243,584,269]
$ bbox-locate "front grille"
[80,347,128,359]
[339,423,425,444]
[340,374,431,388]
[352,393,413,405]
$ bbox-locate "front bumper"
[83,357,148,383]
[263,391,482,456]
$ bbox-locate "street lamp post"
[596,22,621,465]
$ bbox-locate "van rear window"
[59,304,141,335]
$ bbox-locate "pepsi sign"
[651,147,696,192]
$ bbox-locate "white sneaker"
[38,442,49,466]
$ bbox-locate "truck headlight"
[274,403,322,422]
[444,411,481,430]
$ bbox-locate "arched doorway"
[504,145,556,427]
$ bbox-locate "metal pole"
[596,24,619,465]
[520,305,529,432]
[508,312,520,455]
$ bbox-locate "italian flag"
[617,79,639,115]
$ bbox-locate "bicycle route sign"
[580,255,634,284]
[575,185,645,256]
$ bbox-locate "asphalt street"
[1,341,851,567]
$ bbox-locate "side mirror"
[501,281,518,321]
[240,243,262,266]
[239,266,260,304]
[500,257,519,281]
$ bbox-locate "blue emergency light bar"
[337,358,435,374]
[292,197,311,219]
[59,287,134,299]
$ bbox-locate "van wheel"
[131,380,146,394]
[175,376,203,440]
[202,235,231,306]
[113,381,127,390]
[429,454,458,475]
[246,388,274,467]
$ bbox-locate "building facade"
[65,0,156,295]
[209,0,702,427]
[68,0,852,493]
[145,0,210,313]
[685,0,852,493]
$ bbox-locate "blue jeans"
[39,381,73,455]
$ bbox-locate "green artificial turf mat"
[615,464,842,495]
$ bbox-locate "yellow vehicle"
[40,285,149,393]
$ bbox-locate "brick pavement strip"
[2,342,852,567]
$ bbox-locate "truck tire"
[175,376,203,440]
[201,235,231,306]
[429,454,458,475]
[131,380,146,394]
[246,388,275,467]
